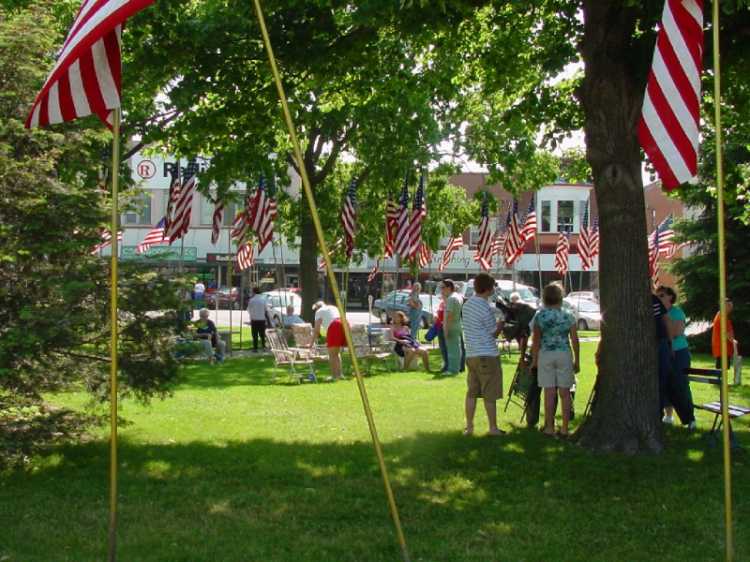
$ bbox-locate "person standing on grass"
[657,286,696,430]
[462,273,505,436]
[712,298,737,370]
[531,283,580,437]
[312,300,345,381]
[441,279,463,375]
[247,287,271,353]
[407,282,423,339]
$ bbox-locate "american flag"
[439,236,463,273]
[91,229,122,255]
[26,0,155,129]
[578,200,595,272]
[491,230,506,260]
[164,171,181,234]
[394,175,411,257]
[136,217,167,254]
[589,217,600,257]
[504,199,524,266]
[341,178,358,259]
[649,235,660,282]
[554,232,570,277]
[249,176,276,252]
[408,173,427,260]
[417,243,432,268]
[231,193,252,241]
[638,0,704,190]
[167,160,199,244]
[649,215,676,258]
[211,200,224,245]
[367,260,380,283]
[474,194,493,272]
[384,200,400,258]
[236,241,254,272]
[520,196,537,242]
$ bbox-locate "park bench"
[266,329,317,384]
[687,367,750,448]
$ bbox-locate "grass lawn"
[1,343,749,561]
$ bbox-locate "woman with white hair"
[407,282,423,339]
[194,308,226,363]
[312,301,344,381]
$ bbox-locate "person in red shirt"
[712,299,737,369]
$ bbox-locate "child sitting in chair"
[392,311,431,372]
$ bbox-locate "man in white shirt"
[462,273,505,436]
[193,280,206,308]
[312,301,344,381]
[247,287,271,352]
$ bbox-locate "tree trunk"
[299,196,320,323]
[576,1,663,453]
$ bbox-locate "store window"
[557,200,575,233]
[201,195,238,227]
[541,200,552,232]
[123,193,152,225]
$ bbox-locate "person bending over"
[392,311,431,372]
[531,284,579,437]
[312,301,344,381]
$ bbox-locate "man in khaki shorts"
[461,273,505,436]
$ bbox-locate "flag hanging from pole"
[341,178,358,259]
[91,229,123,255]
[520,195,537,242]
[417,243,432,268]
[554,232,570,277]
[26,0,156,129]
[249,176,276,253]
[638,0,704,190]
[384,200,399,258]
[367,260,381,283]
[394,175,411,257]
[408,172,427,260]
[211,200,224,245]
[167,160,199,244]
[578,199,594,272]
[504,199,524,266]
[491,230,506,260]
[649,215,676,258]
[136,217,167,254]
[439,236,463,273]
[589,217,600,257]
[236,241,255,272]
[164,171,182,234]
[474,193,493,272]
[231,192,252,242]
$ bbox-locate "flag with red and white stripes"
[384,200,400,258]
[474,194,493,272]
[236,242,255,272]
[408,173,427,260]
[554,232,570,277]
[341,178,358,259]
[417,243,432,269]
[26,0,155,129]
[91,229,122,255]
[589,217,600,257]
[211,201,224,245]
[649,215,676,258]
[578,200,595,272]
[249,177,276,252]
[394,176,411,257]
[367,260,380,283]
[638,0,704,190]
[491,230,506,260]
[439,236,463,273]
[520,196,537,242]
[164,172,181,235]
[231,193,252,242]
[136,217,167,254]
[167,161,199,244]
[504,199,525,266]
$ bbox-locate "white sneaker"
[688,421,697,432]
[662,415,674,425]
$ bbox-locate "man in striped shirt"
[462,273,505,436]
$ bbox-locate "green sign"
[121,246,198,261]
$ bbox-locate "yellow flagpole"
[711,2,733,560]
[107,107,121,562]
[251,2,410,560]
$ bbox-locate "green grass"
[1,344,749,561]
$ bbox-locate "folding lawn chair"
[266,329,317,384]
[504,353,540,425]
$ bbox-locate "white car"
[434,278,539,308]
[263,290,302,326]
[567,291,598,303]
[563,297,602,331]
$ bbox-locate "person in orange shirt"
[712,299,737,369]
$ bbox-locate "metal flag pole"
[107,107,121,562]
[227,223,233,355]
[712,2,734,559]
[251,2,410,560]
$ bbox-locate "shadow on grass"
[2,428,748,562]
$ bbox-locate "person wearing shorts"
[462,273,504,436]
[531,283,580,437]
[312,301,344,381]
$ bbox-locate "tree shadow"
[2,428,748,562]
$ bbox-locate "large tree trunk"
[299,197,320,323]
[576,1,663,453]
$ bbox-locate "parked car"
[563,297,602,330]
[263,290,303,326]
[372,291,437,327]
[567,290,598,302]
[205,287,240,309]
[435,278,539,309]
